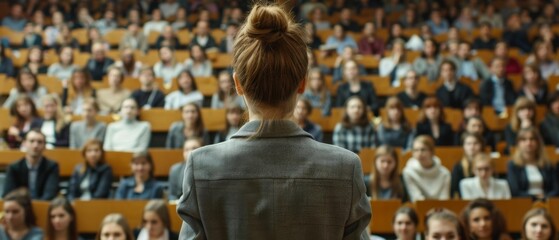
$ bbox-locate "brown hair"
[15,68,39,92]
[232,2,307,114]
[341,96,370,128]
[96,213,134,240]
[418,97,445,123]
[80,139,106,174]
[217,70,237,102]
[425,208,466,240]
[521,208,556,240]
[511,97,537,132]
[368,145,403,199]
[131,152,155,178]
[181,103,205,139]
[10,96,39,129]
[392,205,419,226]
[47,197,78,240]
[512,127,549,167]
[382,96,410,131]
[222,103,246,135]
[461,199,508,240]
[4,188,36,228]
[142,200,172,231]
[413,135,435,153]
[306,67,328,105]
[522,63,545,88]
[68,68,95,101]
[459,133,485,178]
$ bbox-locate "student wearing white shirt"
[379,39,412,87]
[153,46,184,85]
[460,153,511,200]
[143,9,169,37]
[164,70,204,109]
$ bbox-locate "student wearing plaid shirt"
[333,96,376,153]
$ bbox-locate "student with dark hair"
[460,199,510,240]
[472,21,497,50]
[166,103,210,148]
[436,60,475,109]
[540,92,559,147]
[6,96,43,149]
[46,197,79,240]
[135,200,179,240]
[131,66,166,109]
[480,57,518,114]
[396,70,427,108]
[333,96,376,153]
[2,69,47,109]
[414,97,455,146]
[336,59,379,114]
[293,99,323,142]
[68,139,113,200]
[393,206,418,240]
[177,3,371,238]
[0,189,44,239]
[378,97,413,149]
[115,152,163,200]
[3,130,60,200]
[164,70,204,109]
[424,208,466,240]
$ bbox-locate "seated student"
[460,154,511,200]
[364,145,405,200]
[301,67,331,116]
[336,60,379,115]
[459,116,496,151]
[131,66,166,109]
[40,94,71,148]
[414,97,455,146]
[119,22,148,53]
[164,70,204,109]
[86,42,115,81]
[3,130,59,200]
[20,22,42,49]
[0,44,15,77]
[153,46,184,86]
[2,69,47,109]
[211,70,245,109]
[504,97,537,152]
[507,127,559,199]
[22,46,48,75]
[460,199,511,240]
[113,47,143,78]
[189,20,218,51]
[403,135,451,202]
[332,46,368,83]
[449,41,491,81]
[324,23,358,55]
[96,66,131,115]
[155,25,180,50]
[526,41,559,80]
[396,70,427,109]
[46,197,79,240]
[480,57,518,114]
[104,98,151,152]
[392,206,418,240]
[69,99,106,149]
[115,152,164,200]
[143,9,168,36]
[503,13,532,53]
[450,133,486,197]
[424,208,466,240]
[521,208,557,240]
[358,22,385,58]
[6,96,43,149]
[519,63,549,105]
[541,92,559,148]
[134,200,179,240]
[292,99,323,142]
[0,189,44,240]
[494,41,522,75]
[68,139,113,200]
[413,39,442,82]
[183,44,213,77]
[96,214,135,240]
[379,39,412,86]
[168,138,203,201]
[472,21,497,50]
[426,9,449,35]
[436,60,475,109]
[219,23,239,53]
[47,45,78,81]
[333,96,376,153]
[337,8,361,32]
[377,97,412,149]
[61,68,96,115]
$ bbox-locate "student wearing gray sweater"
[69,99,106,149]
[104,98,151,152]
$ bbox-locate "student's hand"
[7,127,20,137]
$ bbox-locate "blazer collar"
[231,120,313,139]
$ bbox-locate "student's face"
[458,44,471,59]
[375,155,396,177]
[29,48,42,63]
[120,99,138,120]
[3,201,26,229]
[525,215,552,240]
[294,101,309,121]
[518,133,539,154]
[491,60,505,77]
[20,73,36,92]
[226,111,242,126]
[424,41,435,56]
[42,99,57,119]
[404,71,418,89]
[523,67,539,84]
[131,157,152,179]
[139,70,155,85]
[181,105,198,123]
[191,46,204,60]
[440,63,455,81]
[218,74,232,91]
[412,141,433,166]
[100,223,126,240]
[16,101,32,118]
[334,25,343,38]
[387,107,402,122]
[473,160,493,180]
[73,73,86,90]
[159,48,172,62]
[183,140,202,161]
[463,136,482,157]
[85,144,102,167]
[108,69,122,87]
[60,47,73,64]
[343,61,359,81]
[551,100,559,115]
[309,72,323,90]
[425,105,440,121]
[517,108,534,121]
[494,43,507,57]
[82,103,97,120]
[346,98,364,122]
[426,219,460,240]
[143,211,165,238]
[469,207,493,240]
[393,213,416,240]
[178,73,193,91]
[24,131,46,157]
[463,105,480,119]
[465,119,484,135]
[50,206,72,232]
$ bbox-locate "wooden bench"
[369,200,402,234]
[139,108,226,132]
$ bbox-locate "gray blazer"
[168,161,186,201]
[177,120,371,239]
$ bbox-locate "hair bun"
[244,5,289,44]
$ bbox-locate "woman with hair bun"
[176,3,371,239]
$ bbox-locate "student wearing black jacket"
[436,60,475,109]
[414,97,455,146]
[479,57,517,114]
